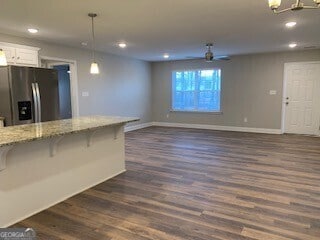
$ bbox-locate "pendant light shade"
[90,62,99,74]
[88,13,99,74]
[0,49,8,66]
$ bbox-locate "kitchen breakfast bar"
[0,116,138,227]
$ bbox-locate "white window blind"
[172,69,221,112]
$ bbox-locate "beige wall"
[151,50,320,129]
[2,32,319,130]
[0,33,152,125]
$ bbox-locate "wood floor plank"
[13,127,320,239]
[241,227,293,240]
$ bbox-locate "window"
[172,69,221,112]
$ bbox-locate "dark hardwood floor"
[15,127,320,240]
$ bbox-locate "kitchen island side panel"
[0,125,125,227]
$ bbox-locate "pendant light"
[88,13,99,74]
[0,49,8,66]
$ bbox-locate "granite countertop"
[0,116,139,147]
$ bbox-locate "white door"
[284,62,320,135]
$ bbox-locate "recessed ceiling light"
[289,43,297,48]
[163,54,170,59]
[28,28,38,34]
[285,22,297,28]
[118,43,127,48]
[81,42,88,46]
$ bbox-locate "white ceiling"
[0,0,319,61]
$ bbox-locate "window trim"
[171,68,223,113]
[170,109,223,114]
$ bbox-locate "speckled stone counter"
[0,116,138,147]
[0,115,140,227]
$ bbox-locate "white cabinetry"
[1,46,15,64]
[0,42,40,67]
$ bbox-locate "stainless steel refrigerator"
[0,66,60,126]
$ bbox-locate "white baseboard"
[124,122,153,132]
[152,122,282,134]
[124,121,282,134]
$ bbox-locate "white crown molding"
[0,41,40,51]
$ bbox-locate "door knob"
[286,97,289,100]
[286,102,289,105]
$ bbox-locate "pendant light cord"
[91,16,96,61]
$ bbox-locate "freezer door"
[34,68,60,122]
[9,66,35,125]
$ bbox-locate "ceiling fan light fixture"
[269,0,320,13]
[0,49,8,66]
[205,52,213,62]
[205,43,214,62]
[269,0,281,10]
[88,13,99,75]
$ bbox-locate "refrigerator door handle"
[31,83,39,123]
[35,82,41,122]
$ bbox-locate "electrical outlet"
[244,117,248,123]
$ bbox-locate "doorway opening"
[282,62,320,136]
[53,64,72,119]
[40,56,79,119]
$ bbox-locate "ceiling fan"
[186,43,230,62]
[204,43,230,62]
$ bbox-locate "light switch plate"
[82,91,89,97]
[269,90,277,95]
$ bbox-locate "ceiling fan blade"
[214,56,231,61]
[185,56,203,60]
[185,55,231,61]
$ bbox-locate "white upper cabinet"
[0,42,40,67]
[1,46,15,64]
[15,48,39,66]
